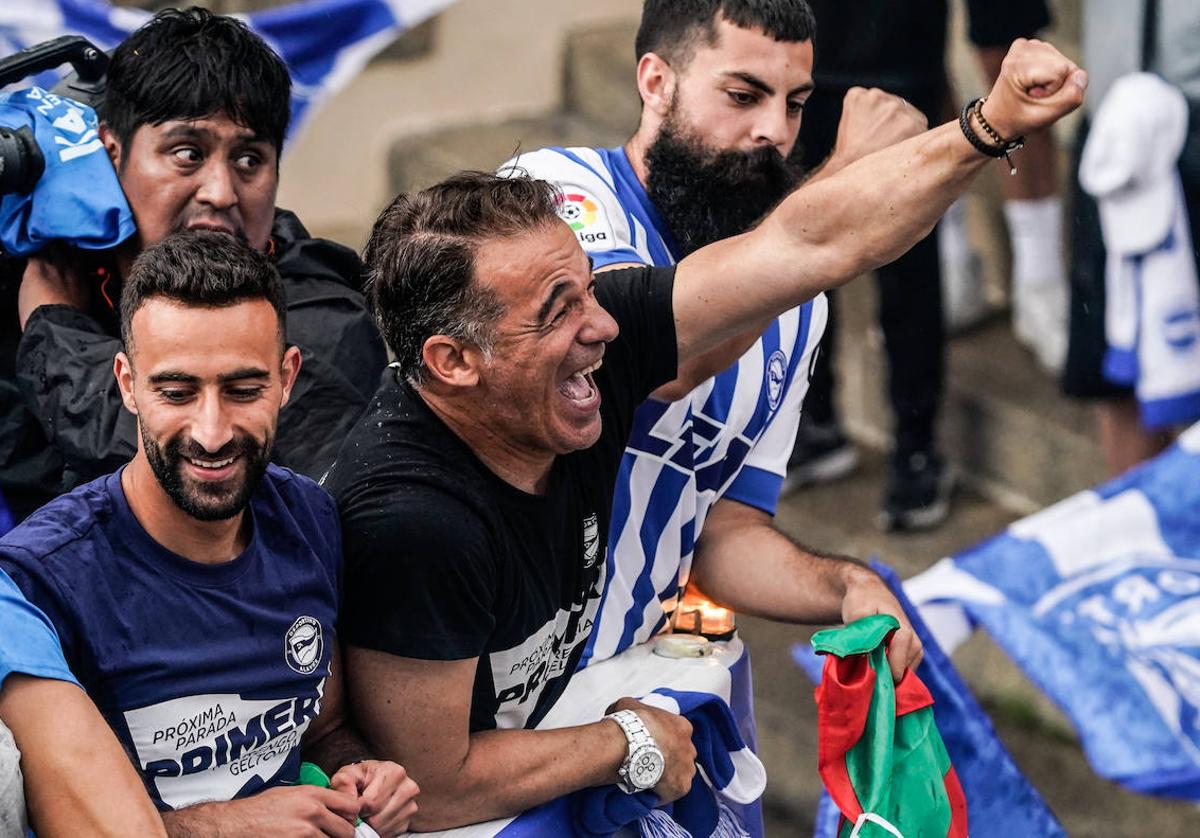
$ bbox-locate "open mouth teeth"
[188,456,236,470]
[559,360,602,402]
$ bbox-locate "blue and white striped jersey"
[508,146,828,666]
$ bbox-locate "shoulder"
[503,146,615,189]
[0,474,117,569]
[255,465,341,557]
[270,208,365,294]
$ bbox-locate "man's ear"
[99,122,123,170]
[636,52,676,119]
[422,336,480,389]
[114,351,138,415]
[278,345,303,408]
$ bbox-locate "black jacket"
[0,209,387,521]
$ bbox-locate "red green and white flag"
[813,614,968,838]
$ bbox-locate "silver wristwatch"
[606,708,666,793]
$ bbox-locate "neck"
[624,122,657,190]
[121,455,248,564]
[418,388,555,495]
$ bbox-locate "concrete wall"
[275,0,643,244]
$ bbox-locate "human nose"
[580,295,619,345]
[190,391,235,453]
[753,103,792,150]
[195,160,237,210]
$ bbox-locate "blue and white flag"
[417,638,765,838]
[0,0,456,137]
[907,421,1200,800]
[795,562,1067,838]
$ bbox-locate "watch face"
[630,746,665,789]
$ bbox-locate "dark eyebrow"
[218,368,271,383]
[536,281,572,324]
[159,124,268,146]
[148,368,270,385]
[149,371,199,385]
[721,71,814,99]
[723,71,774,97]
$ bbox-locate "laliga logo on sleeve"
[558,190,613,246]
[284,616,324,675]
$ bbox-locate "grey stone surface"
[387,112,627,196]
[563,21,640,137]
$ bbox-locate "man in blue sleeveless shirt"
[1,231,417,836]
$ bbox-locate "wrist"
[836,560,876,593]
[978,97,1018,145]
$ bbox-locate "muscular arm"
[668,41,1085,381]
[0,675,166,838]
[689,498,922,681]
[344,649,626,831]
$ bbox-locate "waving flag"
[906,422,1200,800]
[419,638,765,838]
[0,0,457,137]
[795,562,1067,838]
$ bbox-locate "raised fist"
[982,38,1087,139]
[828,87,927,171]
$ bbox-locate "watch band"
[608,708,655,751]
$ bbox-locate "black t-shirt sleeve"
[338,482,498,661]
[593,265,678,429]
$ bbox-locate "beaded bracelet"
[959,96,1025,175]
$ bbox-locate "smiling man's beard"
[142,427,271,522]
[645,108,803,256]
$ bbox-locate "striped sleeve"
[502,147,645,267]
[724,296,827,514]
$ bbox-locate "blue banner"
[907,422,1200,800]
[0,0,456,135]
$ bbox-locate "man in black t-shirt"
[327,41,1087,829]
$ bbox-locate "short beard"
[142,428,271,522]
[645,110,802,256]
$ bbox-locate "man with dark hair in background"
[0,7,386,523]
[507,0,925,671]
[2,230,418,835]
[327,33,1085,828]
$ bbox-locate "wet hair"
[635,0,816,67]
[102,7,291,155]
[120,229,287,349]
[363,171,563,386]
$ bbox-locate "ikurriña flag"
[795,561,1067,838]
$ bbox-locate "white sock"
[1004,196,1065,290]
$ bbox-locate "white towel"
[1080,73,1200,428]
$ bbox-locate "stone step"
[387,112,629,196]
[562,21,640,137]
[833,272,1106,512]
